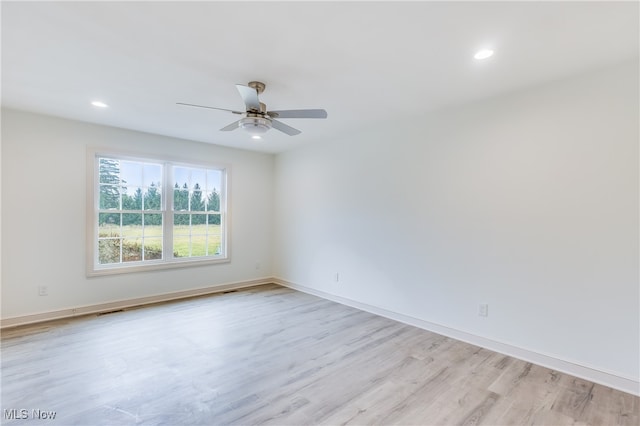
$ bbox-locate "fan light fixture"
[239,116,272,134]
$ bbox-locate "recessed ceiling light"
[474,49,494,60]
[251,135,262,140]
[91,101,108,108]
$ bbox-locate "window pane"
[174,185,189,211]
[190,169,206,190]
[174,213,190,227]
[98,213,121,237]
[99,185,120,209]
[144,184,161,210]
[190,235,206,257]
[122,186,142,210]
[207,235,221,256]
[122,213,142,233]
[143,214,163,260]
[173,213,190,257]
[144,214,162,229]
[143,164,162,187]
[120,161,142,186]
[98,238,121,264]
[205,190,220,212]
[207,213,221,226]
[174,166,189,188]
[190,185,205,212]
[191,213,206,226]
[190,222,207,257]
[122,237,142,262]
[172,213,212,258]
[173,234,190,258]
[99,158,121,184]
[143,237,163,260]
[207,218,221,256]
[207,223,221,237]
[207,169,222,192]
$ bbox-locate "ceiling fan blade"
[220,120,240,132]
[268,109,327,119]
[271,119,302,136]
[176,102,243,114]
[236,84,261,112]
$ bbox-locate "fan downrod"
[248,81,266,94]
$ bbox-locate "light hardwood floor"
[1,284,638,425]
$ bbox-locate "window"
[88,151,228,275]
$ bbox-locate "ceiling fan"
[177,81,327,136]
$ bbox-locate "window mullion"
[220,168,227,257]
[164,162,173,261]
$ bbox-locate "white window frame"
[86,148,230,276]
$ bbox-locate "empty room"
[1,1,638,425]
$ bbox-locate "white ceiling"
[2,1,638,154]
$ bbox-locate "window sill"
[87,256,230,277]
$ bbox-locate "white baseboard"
[0,277,273,329]
[273,277,640,397]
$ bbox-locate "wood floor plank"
[1,284,638,425]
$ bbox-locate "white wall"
[1,109,274,319]
[274,60,639,385]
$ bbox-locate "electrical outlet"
[38,285,48,296]
[478,304,488,317]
